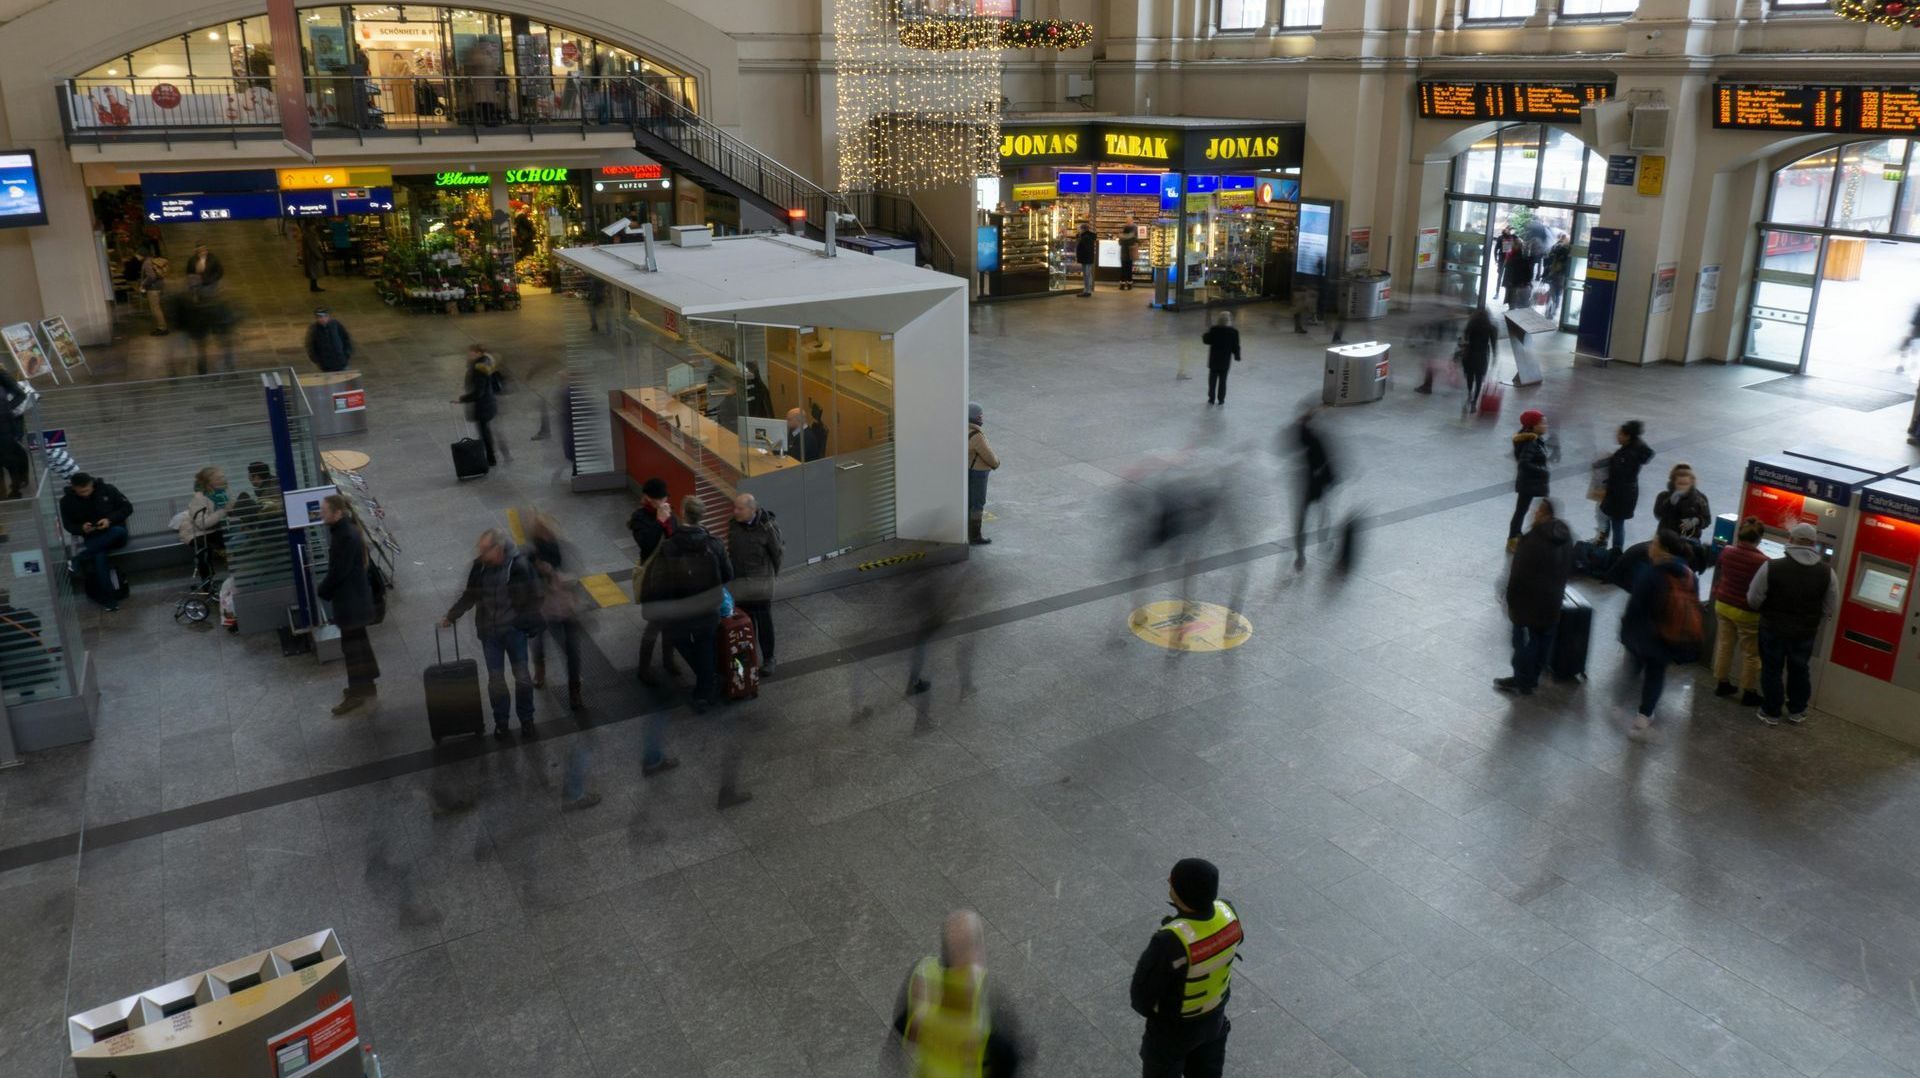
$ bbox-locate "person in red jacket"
[1710,517,1769,707]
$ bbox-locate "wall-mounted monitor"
[0,150,48,230]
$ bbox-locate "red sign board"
[561,41,580,64]
[266,995,359,1074]
[332,389,366,413]
[151,83,182,109]
[599,164,665,180]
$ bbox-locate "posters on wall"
[37,316,86,372]
[1416,227,1440,269]
[1347,227,1372,270]
[1606,154,1638,186]
[1,322,52,381]
[1651,262,1678,315]
[1637,155,1667,197]
[1695,265,1721,315]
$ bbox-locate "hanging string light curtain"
[1831,0,1920,28]
[898,16,1094,51]
[836,0,1002,192]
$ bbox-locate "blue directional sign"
[279,189,335,217]
[280,186,395,217]
[144,191,283,223]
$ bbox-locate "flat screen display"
[1853,561,1911,613]
[1416,81,1612,124]
[0,150,48,230]
[1296,202,1332,276]
[1713,84,1920,135]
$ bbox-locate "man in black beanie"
[1130,858,1240,1078]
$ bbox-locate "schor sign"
[432,167,574,187]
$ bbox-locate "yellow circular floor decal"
[1129,601,1253,652]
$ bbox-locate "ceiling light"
[208,30,220,39]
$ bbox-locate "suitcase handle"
[434,621,461,663]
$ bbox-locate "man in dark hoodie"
[639,497,733,711]
[59,472,133,610]
[1497,498,1574,695]
[727,492,783,677]
[441,528,545,739]
[628,477,685,686]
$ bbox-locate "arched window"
[1746,139,1920,378]
[1444,122,1607,328]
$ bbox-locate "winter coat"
[1202,325,1242,371]
[639,524,734,627]
[445,542,544,636]
[1502,248,1537,289]
[459,356,500,421]
[727,510,785,602]
[1512,431,1555,498]
[529,535,576,622]
[1460,312,1499,378]
[628,503,673,563]
[186,250,224,289]
[1710,542,1769,612]
[1598,438,1654,520]
[1507,518,1574,629]
[1653,487,1713,542]
[305,320,354,372]
[1619,556,1695,662]
[1075,229,1097,265]
[177,490,228,543]
[1299,421,1336,500]
[316,517,376,630]
[58,480,133,538]
[968,424,1000,472]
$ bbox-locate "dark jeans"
[1140,1018,1229,1078]
[537,616,583,687]
[739,600,775,665]
[1464,369,1485,409]
[1630,649,1669,717]
[1509,494,1536,539]
[1510,622,1557,689]
[479,627,535,729]
[1606,514,1628,553]
[1758,629,1816,717]
[341,624,380,694]
[967,469,990,515]
[1207,367,1229,403]
[665,618,719,704]
[76,525,129,604]
[475,416,499,465]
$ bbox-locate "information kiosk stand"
[1822,477,1920,747]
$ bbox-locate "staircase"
[624,77,855,239]
[843,190,962,275]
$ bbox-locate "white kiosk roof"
[553,233,964,331]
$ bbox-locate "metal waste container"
[1322,341,1391,406]
[1342,272,1392,320]
[298,371,368,438]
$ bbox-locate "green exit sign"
[1886,169,1906,182]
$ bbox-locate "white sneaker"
[1629,713,1652,737]
[1787,712,1810,726]
[1756,709,1781,727]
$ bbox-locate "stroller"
[169,522,221,628]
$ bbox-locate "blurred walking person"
[1620,529,1704,737]
[1460,305,1499,414]
[1595,420,1653,553]
[1496,498,1573,695]
[1132,858,1241,1078]
[1710,516,1769,707]
[1291,406,1338,570]
[442,528,544,740]
[727,492,784,677]
[967,402,1000,546]
[629,478,685,685]
[892,911,1026,1076]
[317,494,380,714]
[638,497,732,712]
[456,344,507,467]
[1201,312,1241,406]
[1749,522,1838,726]
[1507,409,1557,551]
[141,254,170,335]
[527,511,585,711]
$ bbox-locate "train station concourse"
[3,3,1920,1078]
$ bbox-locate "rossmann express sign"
[997,123,1300,171]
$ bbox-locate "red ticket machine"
[1822,478,1920,746]
[1739,455,1877,558]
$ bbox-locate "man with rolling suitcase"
[638,498,732,713]
[727,492,782,678]
[441,528,545,740]
[1497,498,1575,695]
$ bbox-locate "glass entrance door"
[1746,229,1822,370]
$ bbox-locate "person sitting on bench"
[59,472,133,611]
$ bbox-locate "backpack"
[1657,569,1704,654]
[640,534,720,621]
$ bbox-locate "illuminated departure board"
[1713,84,1920,135]
[1416,80,1613,124]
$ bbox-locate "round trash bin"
[298,371,368,438]
[1342,272,1392,320]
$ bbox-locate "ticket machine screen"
[1851,557,1911,613]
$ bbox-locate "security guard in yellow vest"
[892,910,1025,1077]
[1130,858,1241,1078]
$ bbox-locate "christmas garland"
[1831,0,1920,28]
[897,17,1093,51]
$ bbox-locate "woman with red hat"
[1508,409,1558,552]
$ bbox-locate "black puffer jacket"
[1599,438,1654,520]
[317,517,375,630]
[1506,518,1573,629]
[726,510,784,603]
[1513,432,1556,498]
[1653,487,1713,542]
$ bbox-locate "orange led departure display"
[1416,80,1612,125]
[1713,84,1920,135]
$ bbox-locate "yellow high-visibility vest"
[901,957,989,1078]
[1161,900,1242,1017]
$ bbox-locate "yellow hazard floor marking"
[982,510,998,522]
[580,573,630,608]
[505,507,526,546]
[1128,600,1252,653]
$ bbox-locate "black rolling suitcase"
[1550,589,1592,682]
[451,437,489,480]
[424,624,485,743]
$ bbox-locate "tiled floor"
[3,219,1920,1078]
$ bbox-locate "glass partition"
[0,488,83,708]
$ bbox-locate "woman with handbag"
[317,494,381,715]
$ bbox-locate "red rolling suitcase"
[717,611,760,701]
[424,624,486,742]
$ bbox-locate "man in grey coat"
[442,528,545,740]
[727,492,784,676]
